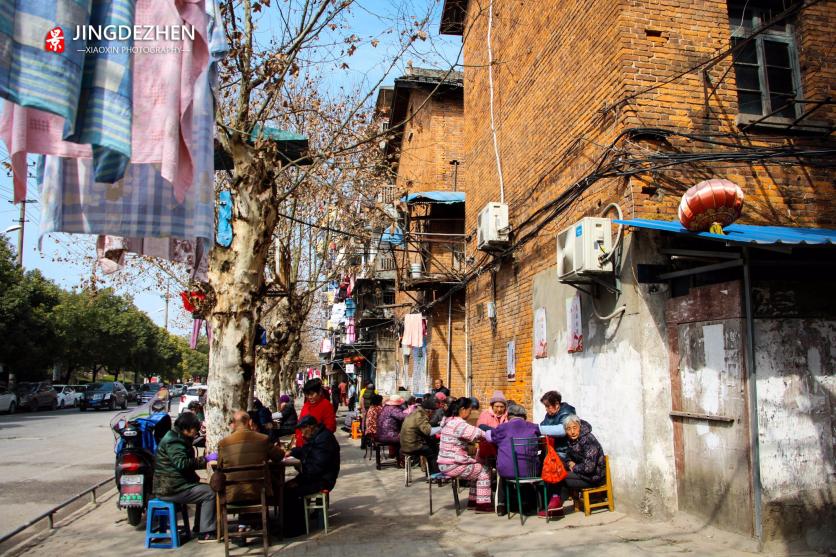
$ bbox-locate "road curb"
[0,486,118,557]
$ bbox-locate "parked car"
[171,384,186,398]
[53,384,77,408]
[178,384,207,414]
[79,381,129,411]
[14,382,59,411]
[0,386,18,413]
[70,385,87,404]
[124,383,139,403]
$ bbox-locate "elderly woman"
[438,397,492,512]
[476,391,508,460]
[376,394,407,445]
[561,414,605,496]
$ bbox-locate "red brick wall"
[456,0,836,413]
[392,87,467,392]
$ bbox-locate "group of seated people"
[362,381,606,517]
[151,381,341,543]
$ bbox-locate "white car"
[178,384,207,414]
[0,386,18,413]
[53,385,77,408]
[70,385,87,404]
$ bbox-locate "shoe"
[197,532,215,544]
[474,503,494,513]
[466,499,476,509]
[548,494,564,511]
[496,505,507,517]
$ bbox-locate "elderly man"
[284,416,340,537]
[154,412,217,543]
[431,378,450,397]
[218,410,284,501]
[400,397,440,474]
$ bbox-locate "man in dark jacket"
[538,390,577,460]
[153,412,216,542]
[283,416,340,536]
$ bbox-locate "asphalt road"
[0,404,131,537]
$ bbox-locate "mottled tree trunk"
[205,149,279,450]
[254,344,282,409]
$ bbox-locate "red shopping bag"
[541,436,568,484]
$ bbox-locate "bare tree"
[205,0,432,447]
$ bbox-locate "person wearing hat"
[283,415,341,537]
[429,392,448,427]
[476,391,509,461]
[376,394,407,448]
[400,397,441,474]
[295,379,337,448]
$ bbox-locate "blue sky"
[0,0,461,334]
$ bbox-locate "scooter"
[111,401,171,526]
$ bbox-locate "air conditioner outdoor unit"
[556,217,613,282]
[477,202,510,251]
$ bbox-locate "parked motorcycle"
[111,400,171,526]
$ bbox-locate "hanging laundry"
[216,190,233,247]
[346,318,356,344]
[331,303,347,324]
[402,313,424,349]
[319,337,333,354]
[180,291,207,315]
[95,236,128,275]
[380,224,405,246]
[190,319,204,349]
[129,0,209,202]
[344,298,356,318]
[39,27,216,247]
[0,1,90,201]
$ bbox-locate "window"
[727,1,801,119]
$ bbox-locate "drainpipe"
[446,296,453,390]
[465,295,471,397]
[742,247,763,544]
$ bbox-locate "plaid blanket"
[0,0,135,198]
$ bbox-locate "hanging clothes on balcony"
[402,313,425,349]
[345,318,357,344]
[345,298,356,318]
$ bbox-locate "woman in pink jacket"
[438,397,492,512]
[476,390,508,461]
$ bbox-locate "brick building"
[440,0,835,550]
[376,68,468,396]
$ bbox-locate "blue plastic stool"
[144,499,189,549]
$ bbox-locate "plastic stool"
[303,490,330,535]
[145,499,189,549]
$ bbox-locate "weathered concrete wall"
[755,318,836,551]
[530,235,677,517]
[675,319,753,536]
[374,331,400,396]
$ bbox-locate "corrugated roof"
[615,218,836,245]
[401,191,465,204]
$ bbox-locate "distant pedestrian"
[338,381,348,406]
[431,378,450,398]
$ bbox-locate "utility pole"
[164,279,170,331]
[16,200,24,267]
[8,199,35,267]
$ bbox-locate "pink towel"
[0,105,91,202]
[131,0,208,202]
[402,313,424,348]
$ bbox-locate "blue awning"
[401,191,465,204]
[615,219,836,246]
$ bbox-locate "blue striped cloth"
[0,0,133,184]
[64,0,135,183]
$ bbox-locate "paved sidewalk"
[5,425,821,557]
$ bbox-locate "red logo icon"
[44,27,65,53]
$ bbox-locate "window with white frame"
[727,1,802,119]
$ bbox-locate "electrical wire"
[486,0,505,204]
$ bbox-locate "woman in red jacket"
[295,379,337,447]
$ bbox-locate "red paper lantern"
[678,179,744,232]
